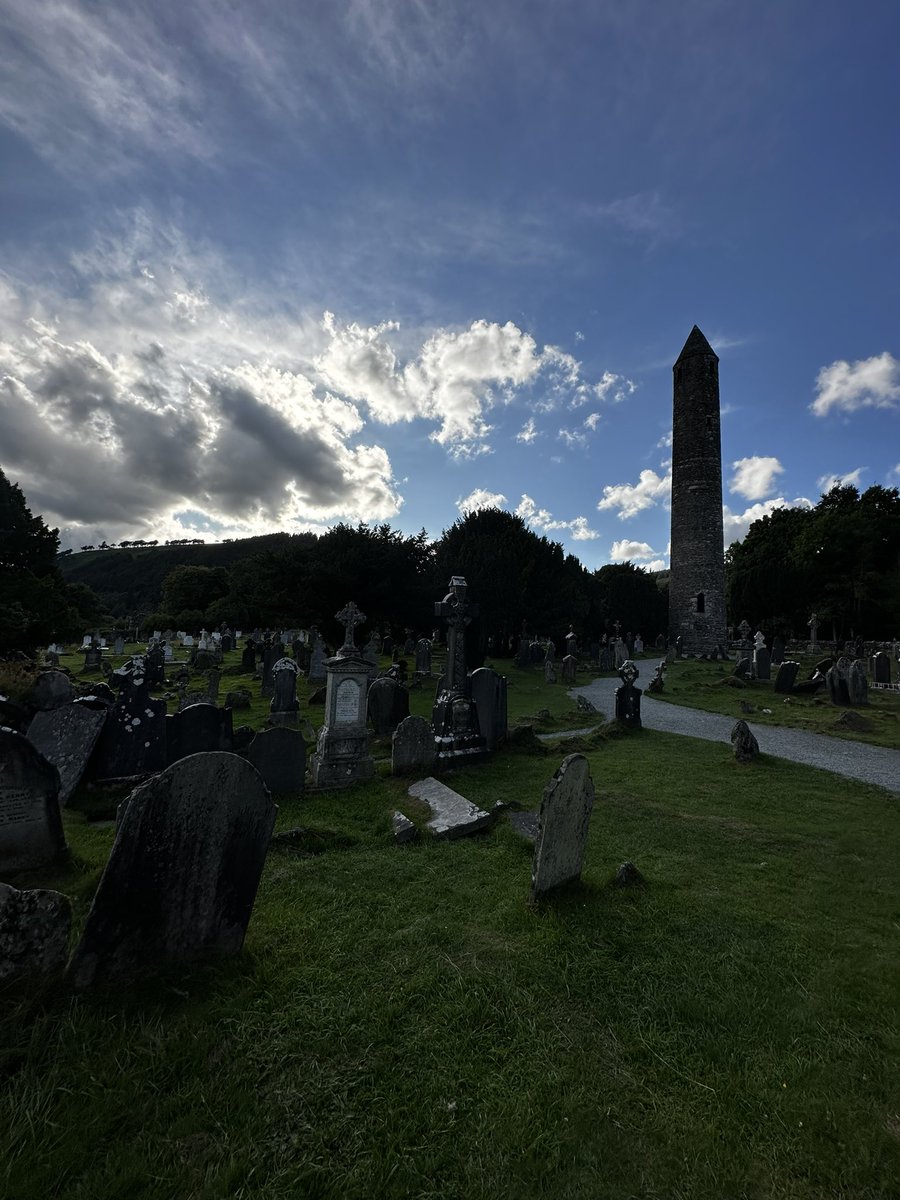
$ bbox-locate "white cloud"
[574,330,585,342]
[609,539,658,562]
[516,417,538,443]
[657,429,673,448]
[729,455,784,500]
[816,468,866,493]
[722,497,813,547]
[584,412,602,431]
[515,494,599,541]
[456,488,506,515]
[597,468,672,519]
[643,559,667,572]
[811,352,900,416]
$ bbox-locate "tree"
[160,565,230,625]
[0,469,74,653]
[591,563,668,641]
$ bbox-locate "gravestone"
[614,661,642,729]
[31,670,74,711]
[247,727,306,794]
[414,638,432,676]
[167,703,233,764]
[0,883,72,985]
[469,666,507,751]
[565,627,577,656]
[241,640,257,673]
[68,753,277,989]
[82,647,102,673]
[308,632,328,684]
[382,635,394,657]
[27,703,106,806]
[392,716,437,776]
[544,658,557,684]
[270,658,300,727]
[731,720,760,762]
[0,730,66,874]
[772,636,785,665]
[91,669,167,779]
[432,578,488,767]
[146,643,165,688]
[407,777,492,839]
[871,651,891,684]
[367,676,409,734]
[599,647,614,672]
[754,646,771,681]
[848,659,869,706]
[260,643,284,699]
[773,661,799,693]
[310,602,375,788]
[826,657,853,706]
[561,655,577,685]
[732,658,751,680]
[530,754,595,899]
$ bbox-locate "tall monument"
[669,326,727,654]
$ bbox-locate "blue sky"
[1,0,898,568]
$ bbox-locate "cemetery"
[2,582,900,1198]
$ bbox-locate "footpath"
[567,676,900,796]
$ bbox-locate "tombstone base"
[310,729,375,789]
[433,732,490,769]
[267,712,299,729]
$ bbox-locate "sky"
[1,0,898,570]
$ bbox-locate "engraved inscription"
[335,679,360,725]
[0,787,42,827]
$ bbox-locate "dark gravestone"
[27,703,106,807]
[614,661,642,729]
[382,636,394,657]
[241,642,257,673]
[68,753,277,990]
[871,651,891,684]
[91,682,167,779]
[260,644,284,699]
[753,647,771,681]
[561,655,578,685]
[414,638,432,676]
[732,658,751,680]
[247,727,306,794]
[270,658,300,725]
[367,676,409,735]
[791,677,826,696]
[31,670,74,711]
[0,883,70,984]
[0,883,72,986]
[145,645,165,688]
[848,660,868,706]
[391,716,437,776]
[826,657,853,706]
[469,666,507,750]
[771,636,785,665]
[530,754,595,899]
[167,703,233,765]
[0,730,66,875]
[731,719,760,762]
[773,661,799,694]
[221,635,232,654]
[82,647,102,673]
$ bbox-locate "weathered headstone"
[414,638,432,676]
[469,666,507,750]
[432,578,487,767]
[26,703,106,807]
[310,603,375,788]
[733,657,751,680]
[848,659,869,706]
[367,676,409,735]
[772,636,785,665]
[530,754,595,899]
[270,658,300,726]
[31,670,74,711]
[773,660,799,694]
[247,727,306,794]
[561,655,577,685]
[544,658,557,684]
[407,776,492,839]
[241,640,257,674]
[68,753,277,989]
[871,651,891,684]
[614,660,642,729]
[731,719,760,762]
[167,703,233,764]
[826,657,853,706]
[0,730,66,874]
[391,715,437,776]
[91,672,167,779]
[0,883,71,985]
[308,631,327,684]
[260,643,284,699]
[753,646,771,681]
[82,647,102,673]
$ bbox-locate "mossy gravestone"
[68,753,277,989]
[530,754,595,900]
[0,882,71,985]
[27,703,106,807]
[0,729,66,874]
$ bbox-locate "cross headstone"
[530,754,595,899]
[614,660,642,729]
[68,753,277,989]
[310,603,375,788]
[336,601,367,655]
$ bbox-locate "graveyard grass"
[647,657,900,750]
[3,659,900,1198]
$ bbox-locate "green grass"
[648,657,900,750]
[3,702,900,1198]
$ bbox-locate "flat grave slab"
[407,776,492,839]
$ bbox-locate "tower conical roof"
[675,325,718,364]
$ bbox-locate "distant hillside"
[57,533,307,617]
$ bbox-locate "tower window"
[696,592,705,613]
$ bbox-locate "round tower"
[668,326,727,654]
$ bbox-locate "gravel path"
[566,677,900,795]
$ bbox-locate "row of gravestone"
[0,749,276,991]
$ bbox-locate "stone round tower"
[668,326,727,654]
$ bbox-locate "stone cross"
[335,601,366,655]
[434,576,478,692]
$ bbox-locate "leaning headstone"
[26,703,106,807]
[407,777,492,840]
[530,754,595,899]
[730,720,760,762]
[391,716,437,776]
[0,883,72,985]
[0,730,66,874]
[367,676,410,734]
[30,670,75,711]
[773,661,799,694]
[732,657,751,680]
[68,753,277,989]
[247,727,306,794]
